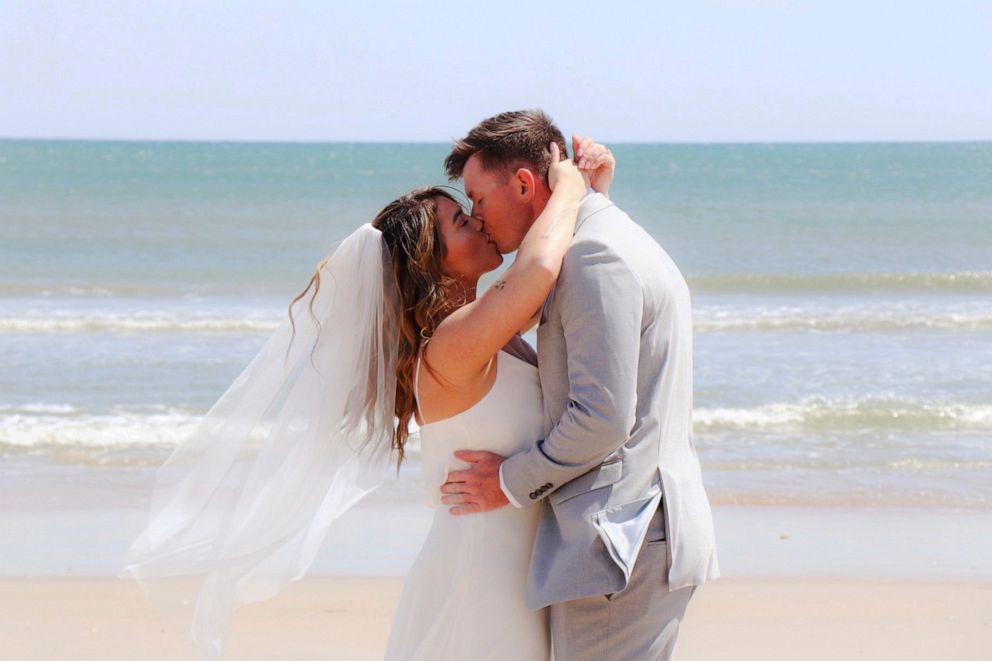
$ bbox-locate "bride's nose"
[470,216,486,233]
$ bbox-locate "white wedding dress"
[384,348,551,660]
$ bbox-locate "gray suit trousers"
[550,502,697,661]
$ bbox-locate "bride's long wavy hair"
[288,187,462,465]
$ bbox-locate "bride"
[120,137,615,660]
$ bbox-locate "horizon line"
[2,136,991,147]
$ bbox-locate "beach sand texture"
[1,576,989,660]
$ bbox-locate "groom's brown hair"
[444,109,567,183]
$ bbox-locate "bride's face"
[435,195,503,282]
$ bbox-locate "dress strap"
[413,345,427,424]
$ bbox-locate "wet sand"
[2,575,989,660]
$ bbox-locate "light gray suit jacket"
[501,193,720,610]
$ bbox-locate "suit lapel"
[574,192,615,232]
[538,193,615,327]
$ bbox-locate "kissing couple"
[121,110,720,661]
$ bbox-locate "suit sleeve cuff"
[499,463,523,508]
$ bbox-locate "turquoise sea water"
[1,139,991,510]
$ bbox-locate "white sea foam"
[693,304,992,332]
[886,457,992,471]
[694,397,992,432]
[0,406,426,467]
[0,283,187,298]
[688,271,992,294]
[0,403,80,414]
[6,397,988,456]
[0,314,280,333]
[4,305,991,334]
[4,271,990,299]
[0,408,200,450]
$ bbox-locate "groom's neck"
[526,185,554,226]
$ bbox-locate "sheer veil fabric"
[119,224,400,660]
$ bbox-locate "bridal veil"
[119,223,399,660]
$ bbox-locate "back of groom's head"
[445,109,567,183]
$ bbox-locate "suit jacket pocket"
[592,488,662,585]
[548,460,623,506]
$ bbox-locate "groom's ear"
[512,167,538,203]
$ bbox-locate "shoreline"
[2,575,989,661]
[3,501,991,580]
[4,451,990,513]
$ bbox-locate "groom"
[440,110,719,660]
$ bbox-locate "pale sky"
[1,0,990,143]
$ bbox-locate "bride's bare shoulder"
[416,343,498,424]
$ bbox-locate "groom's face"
[462,154,532,254]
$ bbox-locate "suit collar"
[575,192,615,233]
[537,193,614,325]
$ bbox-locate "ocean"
[1,139,990,545]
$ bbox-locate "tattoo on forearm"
[493,280,506,291]
[541,208,568,239]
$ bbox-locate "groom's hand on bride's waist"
[440,450,509,515]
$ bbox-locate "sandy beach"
[4,469,992,659]
[1,575,989,660]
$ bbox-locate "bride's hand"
[572,135,615,198]
[546,142,586,198]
